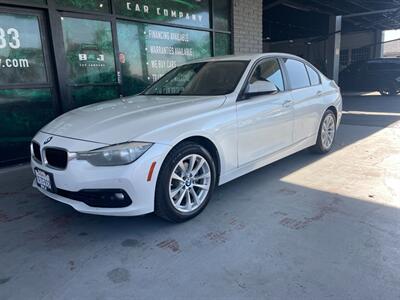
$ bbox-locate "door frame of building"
[47,8,122,111]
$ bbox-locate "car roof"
[184,52,306,64]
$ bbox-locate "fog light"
[115,193,125,200]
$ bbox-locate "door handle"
[317,90,323,96]
[282,100,293,108]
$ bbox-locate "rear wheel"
[310,110,336,154]
[155,142,216,222]
[379,82,399,96]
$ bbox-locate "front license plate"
[34,168,56,193]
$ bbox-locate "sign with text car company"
[114,0,210,28]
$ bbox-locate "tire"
[379,82,399,96]
[310,109,337,154]
[155,142,217,222]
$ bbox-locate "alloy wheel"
[321,114,335,150]
[169,154,212,213]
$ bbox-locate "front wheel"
[310,110,337,154]
[155,142,217,222]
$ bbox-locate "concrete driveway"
[1,94,400,300]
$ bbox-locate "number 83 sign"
[0,27,21,49]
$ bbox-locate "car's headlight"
[76,142,153,166]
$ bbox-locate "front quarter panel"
[136,95,238,177]
[132,59,258,178]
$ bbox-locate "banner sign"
[114,0,210,29]
[117,20,211,96]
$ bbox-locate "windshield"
[144,61,249,96]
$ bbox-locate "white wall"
[383,30,400,57]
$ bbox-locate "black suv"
[339,58,400,96]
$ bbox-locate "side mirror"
[245,80,278,98]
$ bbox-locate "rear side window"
[284,59,311,90]
[306,65,321,86]
[250,59,285,91]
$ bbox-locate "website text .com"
[0,58,30,68]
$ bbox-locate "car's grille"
[45,148,68,169]
[32,141,42,163]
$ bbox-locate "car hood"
[40,95,226,144]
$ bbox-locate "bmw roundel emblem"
[44,136,53,145]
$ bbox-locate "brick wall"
[232,0,263,54]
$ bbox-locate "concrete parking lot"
[1,95,400,299]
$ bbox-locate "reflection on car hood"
[40,95,226,144]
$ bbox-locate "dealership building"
[0,0,398,165]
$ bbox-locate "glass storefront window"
[215,33,231,56]
[0,13,47,85]
[61,17,118,106]
[0,88,54,162]
[56,0,110,13]
[71,85,119,107]
[6,0,47,4]
[114,0,210,29]
[213,0,231,31]
[61,17,116,84]
[117,20,211,96]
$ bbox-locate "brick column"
[232,0,263,54]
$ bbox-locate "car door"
[340,62,363,92]
[371,61,399,92]
[355,62,369,91]
[237,58,294,166]
[282,58,322,144]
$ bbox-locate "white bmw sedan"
[31,53,342,222]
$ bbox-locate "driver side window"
[250,59,285,91]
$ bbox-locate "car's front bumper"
[31,132,171,216]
